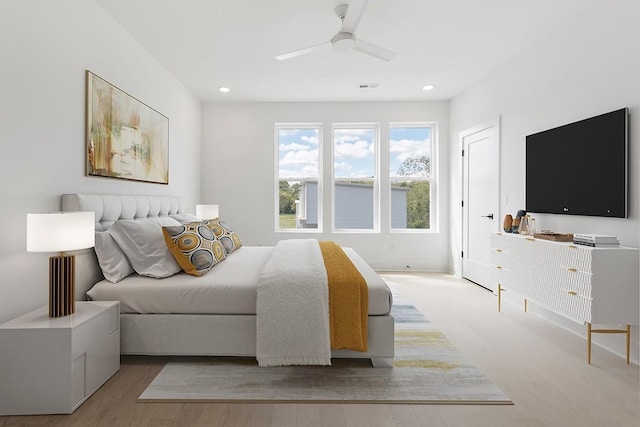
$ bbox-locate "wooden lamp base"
[49,254,75,317]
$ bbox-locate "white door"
[461,119,500,292]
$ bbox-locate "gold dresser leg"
[497,284,502,312]
[587,322,630,365]
[587,322,592,364]
[626,325,631,365]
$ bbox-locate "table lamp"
[26,212,95,317]
[196,204,219,219]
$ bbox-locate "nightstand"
[0,301,120,415]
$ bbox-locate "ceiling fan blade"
[340,0,369,33]
[354,39,397,61]
[275,42,331,61]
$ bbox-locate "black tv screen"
[525,108,628,218]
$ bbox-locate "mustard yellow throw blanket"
[256,239,368,367]
[319,241,368,352]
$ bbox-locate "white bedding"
[257,239,331,366]
[86,246,393,316]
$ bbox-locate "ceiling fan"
[275,1,397,62]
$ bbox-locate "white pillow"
[108,220,181,278]
[94,231,135,283]
[147,216,184,226]
[169,213,201,224]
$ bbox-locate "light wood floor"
[1,272,637,427]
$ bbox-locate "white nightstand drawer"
[85,330,120,398]
[72,354,86,406]
[72,303,118,358]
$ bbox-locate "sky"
[278,126,431,179]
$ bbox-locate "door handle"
[481,214,494,219]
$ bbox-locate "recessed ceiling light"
[421,84,435,91]
[218,87,230,93]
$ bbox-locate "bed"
[62,193,395,367]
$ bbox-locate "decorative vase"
[518,215,530,235]
[503,214,513,233]
[512,218,521,233]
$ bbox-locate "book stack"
[573,234,620,247]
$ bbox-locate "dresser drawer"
[556,267,592,297]
[550,288,593,323]
[490,263,512,287]
[490,247,510,268]
[560,244,592,272]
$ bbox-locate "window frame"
[331,123,380,233]
[388,122,437,233]
[274,123,323,233]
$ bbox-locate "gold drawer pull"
[567,268,577,272]
[525,237,535,241]
[495,266,503,269]
[567,291,577,296]
[495,249,502,253]
[568,245,577,249]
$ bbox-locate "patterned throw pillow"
[204,218,243,255]
[162,222,227,276]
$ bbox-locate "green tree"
[397,155,430,177]
[397,156,430,229]
[279,181,301,215]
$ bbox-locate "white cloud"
[278,129,301,137]
[334,128,374,144]
[390,138,429,162]
[279,164,318,178]
[279,142,309,151]
[279,149,318,171]
[334,161,350,172]
[301,135,318,145]
[335,140,372,159]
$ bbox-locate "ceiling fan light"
[421,84,435,91]
[218,86,230,93]
[331,32,356,51]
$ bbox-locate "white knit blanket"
[256,239,331,367]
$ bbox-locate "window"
[276,125,321,231]
[332,125,378,231]
[389,124,434,230]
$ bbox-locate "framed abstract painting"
[86,70,169,184]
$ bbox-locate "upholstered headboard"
[61,194,186,300]
[61,194,186,231]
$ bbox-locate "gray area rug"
[139,301,512,404]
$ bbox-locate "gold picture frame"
[86,70,169,184]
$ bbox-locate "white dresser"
[490,232,639,363]
[0,301,120,415]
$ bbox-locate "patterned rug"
[138,301,512,404]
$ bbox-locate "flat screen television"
[525,108,628,218]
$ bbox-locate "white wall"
[0,0,202,323]
[448,2,640,362]
[201,101,450,271]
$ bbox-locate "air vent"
[359,83,380,89]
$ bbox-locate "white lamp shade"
[196,204,219,219]
[27,211,95,252]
